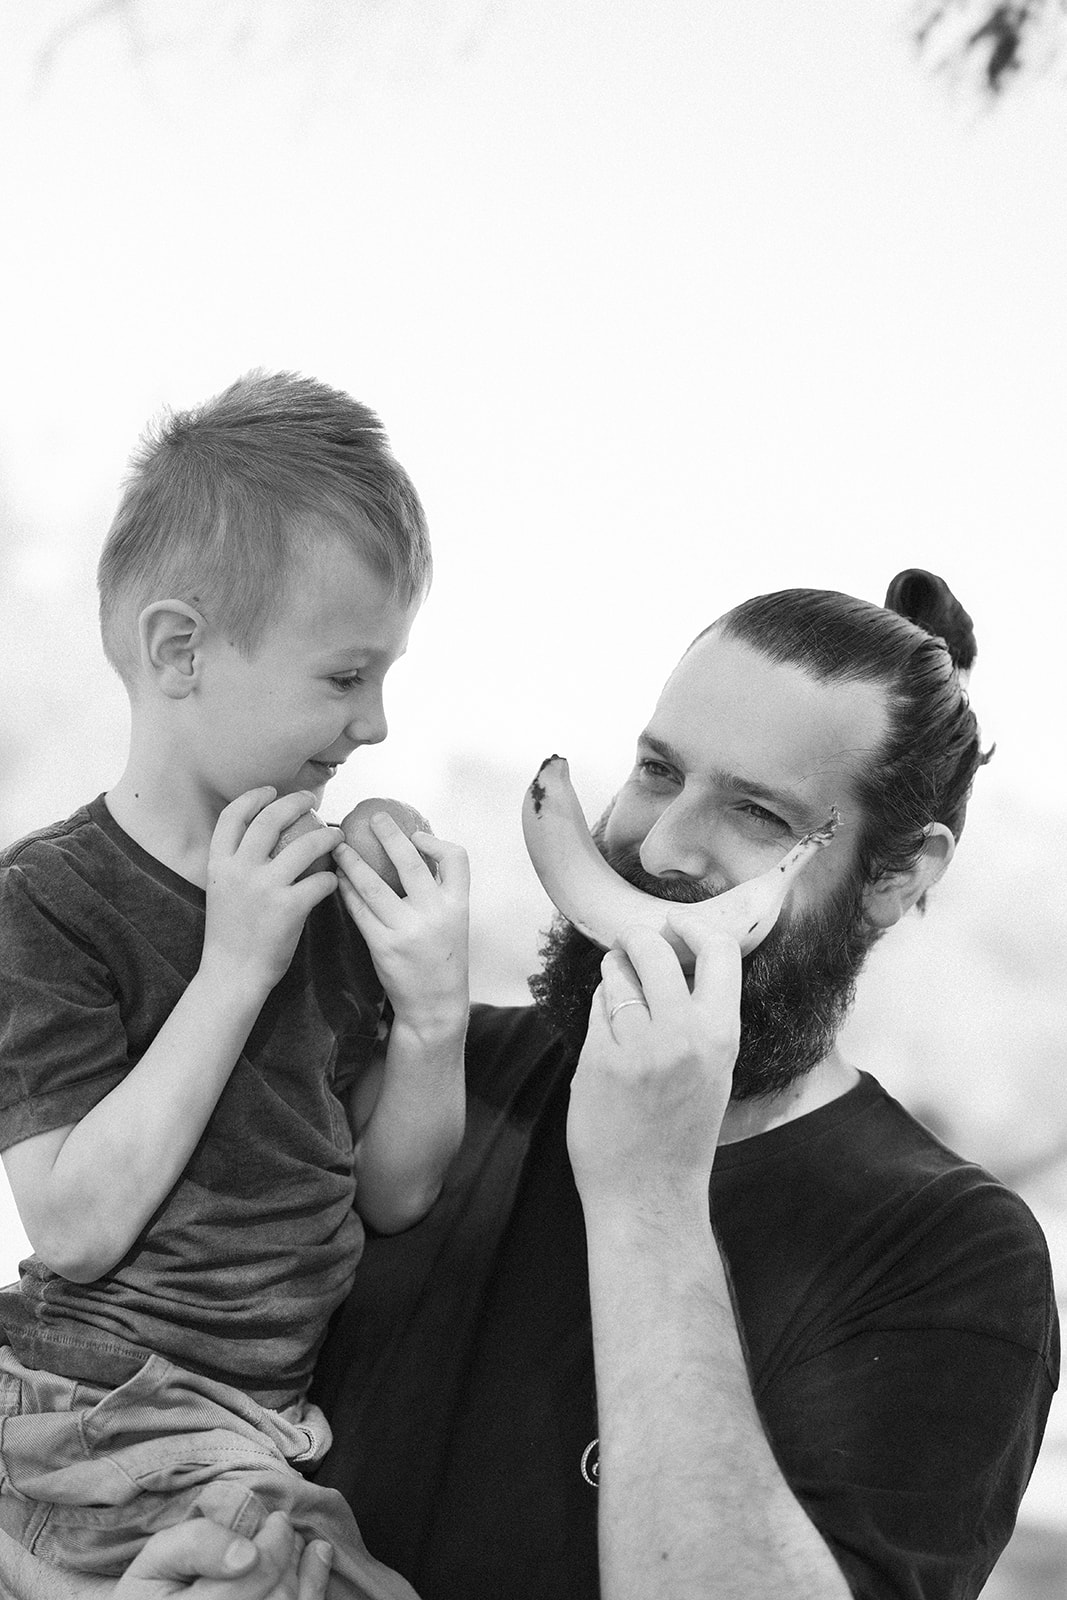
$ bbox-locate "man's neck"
[717,1048,860,1145]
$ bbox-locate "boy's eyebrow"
[317,642,409,664]
[638,732,825,828]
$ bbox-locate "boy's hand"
[201,789,343,996]
[334,814,470,1035]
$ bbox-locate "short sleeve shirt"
[0,797,384,1407]
[313,1004,1059,1600]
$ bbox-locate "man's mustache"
[599,841,721,906]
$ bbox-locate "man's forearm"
[583,1192,852,1600]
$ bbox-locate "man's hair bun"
[884,568,976,674]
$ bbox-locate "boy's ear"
[138,601,207,700]
[862,823,955,930]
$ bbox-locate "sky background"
[1,0,1066,1566]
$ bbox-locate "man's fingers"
[116,1511,302,1598]
[597,949,650,1034]
[296,1541,333,1600]
[119,1518,259,1582]
[669,919,743,1011]
[612,924,692,1016]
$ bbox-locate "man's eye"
[742,802,788,830]
[330,673,363,692]
[637,759,676,782]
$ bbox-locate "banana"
[521,754,840,968]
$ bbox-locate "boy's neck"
[106,759,217,889]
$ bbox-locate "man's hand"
[566,922,742,1210]
[0,1519,330,1600]
[334,815,470,1036]
[202,789,343,996]
[115,1514,331,1600]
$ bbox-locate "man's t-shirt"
[0,796,384,1407]
[313,1003,1059,1600]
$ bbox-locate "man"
[3,573,1058,1600]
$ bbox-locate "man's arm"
[567,926,852,1600]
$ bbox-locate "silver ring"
[609,998,649,1025]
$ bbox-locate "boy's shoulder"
[0,800,100,871]
[0,797,147,929]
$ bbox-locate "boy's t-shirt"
[0,796,384,1408]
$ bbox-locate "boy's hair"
[705,569,991,906]
[98,370,432,683]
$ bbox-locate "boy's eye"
[329,673,363,692]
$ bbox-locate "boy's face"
[190,535,420,810]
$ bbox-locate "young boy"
[0,372,470,1600]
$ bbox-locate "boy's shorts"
[0,1344,419,1600]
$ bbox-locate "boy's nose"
[347,693,388,747]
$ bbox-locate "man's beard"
[528,836,880,1103]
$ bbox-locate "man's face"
[530,629,892,1098]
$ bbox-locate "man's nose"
[638,801,717,883]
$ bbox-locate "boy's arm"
[335,815,469,1234]
[2,789,341,1285]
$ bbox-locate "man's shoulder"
[810,1075,1058,1368]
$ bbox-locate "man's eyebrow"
[638,732,825,828]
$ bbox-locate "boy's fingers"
[367,814,438,893]
[271,826,343,880]
[335,842,402,909]
[240,792,324,856]
[411,832,470,891]
[211,788,278,854]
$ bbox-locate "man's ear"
[138,601,207,700]
[863,823,955,930]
